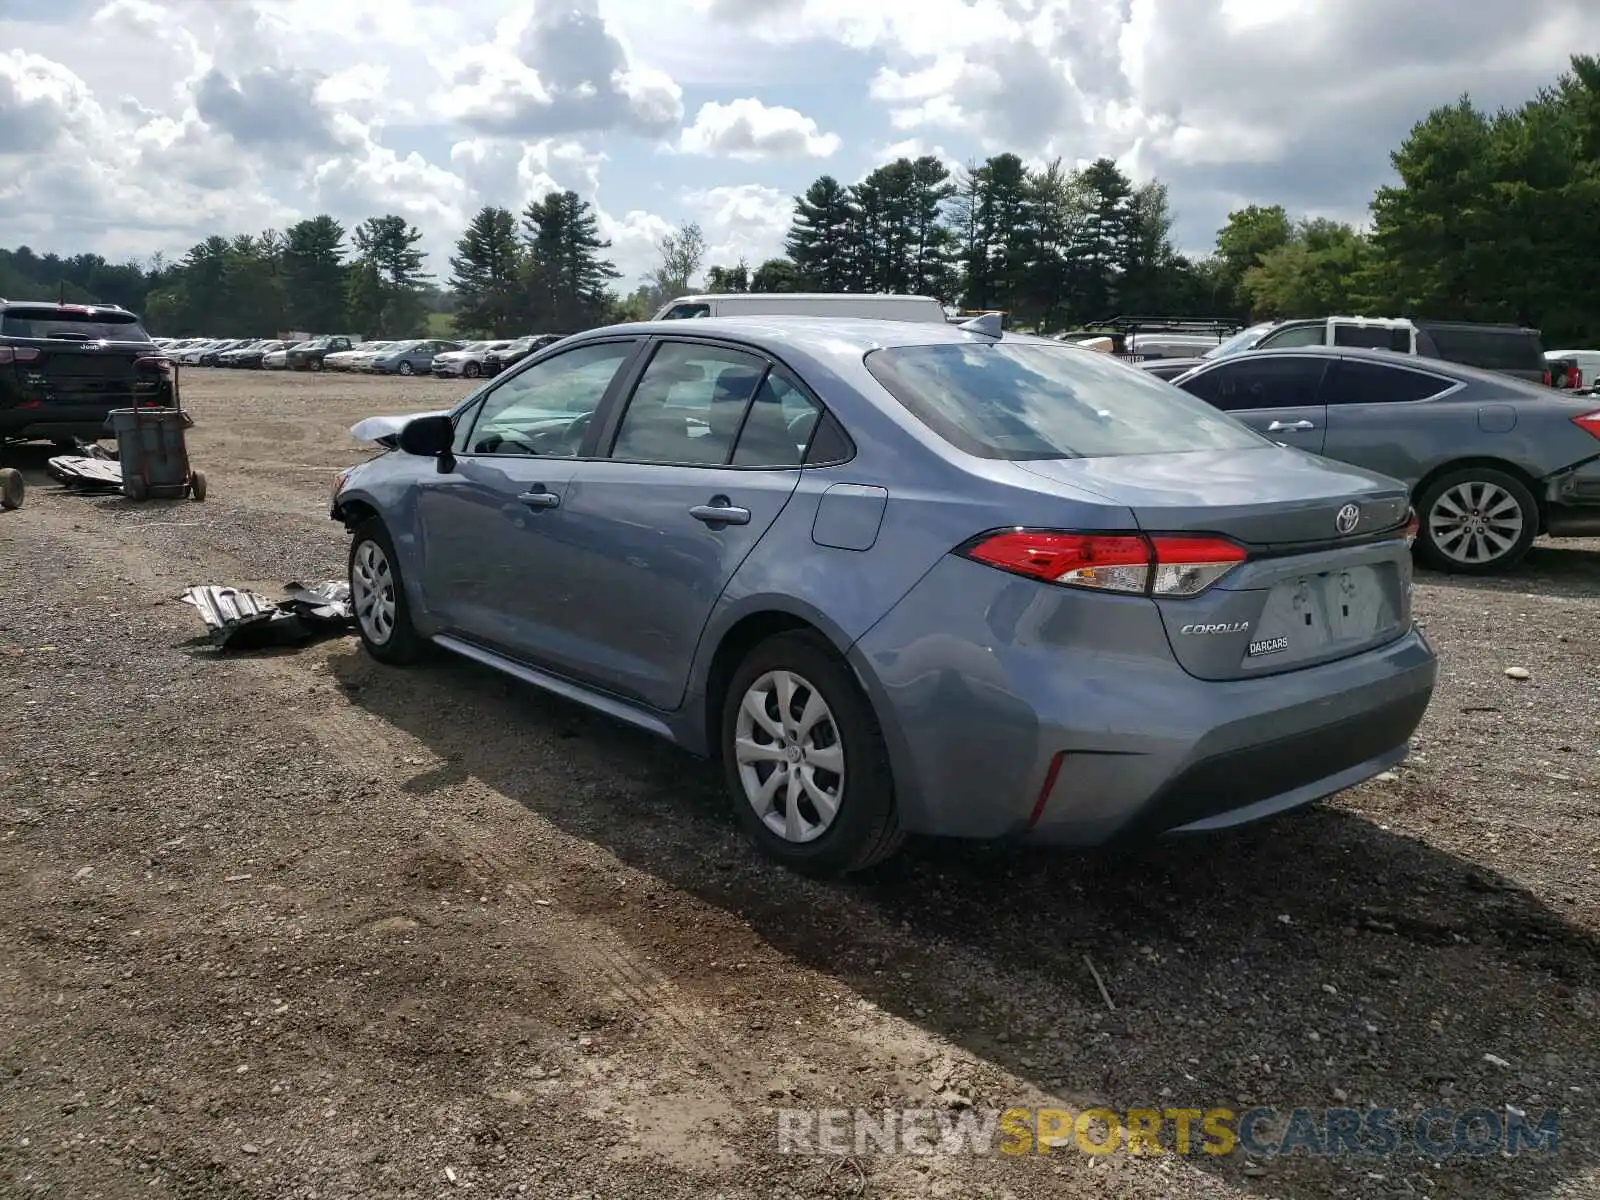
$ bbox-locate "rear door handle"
[1267,419,1316,432]
[690,501,751,526]
[518,489,560,509]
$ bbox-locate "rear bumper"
[849,555,1437,845]
[2,399,175,441]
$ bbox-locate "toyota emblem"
[1335,503,1361,535]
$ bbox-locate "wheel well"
[335,498,380,532]
[1412,458,1545,531]
[702,611,819,761]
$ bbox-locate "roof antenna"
[958,311,1003,339]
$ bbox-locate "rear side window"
[864,342,1264,460]
[1422,327,1546,372]
[610,341,767,464]
[1323,359,1452,405]
[661,303,711,320]
[1,308,151,341]
[1178,357,1329,412]
[1333,324,1411,351]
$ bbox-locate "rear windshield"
[1423,327,1545,371]
[2,308,151,341]
[864,341,1267,460]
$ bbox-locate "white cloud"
[2,0,1598,297]
[437,0,682,140]
[684,183,793,269]
[679,98,840,161]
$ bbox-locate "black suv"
[481,334,560,377]
[286,335,355,371]
[1,299,176,446]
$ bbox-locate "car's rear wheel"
[721,631,904,876]
[349,519,422,664]
[1415,467,1537,574]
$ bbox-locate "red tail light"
[1566,365,1582,389]
[1542,368,1552,387]
[0,346,41,365]
[1574,411,1600,441]
[134,356,174,376]
[960,530,1247,597]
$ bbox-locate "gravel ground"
[1,368,1597,1200]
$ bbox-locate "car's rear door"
[553,337,815,710]
[1175,355,1331,454]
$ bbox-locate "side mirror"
[398,414,454,458]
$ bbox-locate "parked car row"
[150,333,566,377]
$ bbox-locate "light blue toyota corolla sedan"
[330,315,1437,876]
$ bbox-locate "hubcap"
[351,540,397,645]
[1428,481,1524,565]
[734,669,845,844]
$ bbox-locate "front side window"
[1179,356,1329,412]
[864,341,1265,460]
[458,340,636,458]
[609,342,767,465]
[1256,323,1327,349]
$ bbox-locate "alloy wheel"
[351,540,396,645]
[1427,480,1525,567]
[734,669,845,843]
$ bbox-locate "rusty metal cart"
[108,401,206,502]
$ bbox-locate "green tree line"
[2,55,1595,343]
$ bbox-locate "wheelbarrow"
[108,403,207,502]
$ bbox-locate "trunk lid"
[1015,446,1414,681]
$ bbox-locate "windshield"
[1,308,152,341]
[1203,323,1274,359]
[864,340,1265,460]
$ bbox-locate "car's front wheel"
[399,362,415,376]
[349,519,422,664]
[464,362,480,378]
[721,631,904,876]
[1415,467,1538,574]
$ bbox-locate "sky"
[1,0,1596,290]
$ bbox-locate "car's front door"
[552,339,820,710]
[410,338,642,650]
[1176,355,1331,454]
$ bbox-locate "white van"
[653,292,948,324]
[1547,349,1600,389]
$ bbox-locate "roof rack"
[1082,315,1246,336]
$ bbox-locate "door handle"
[690,500,751,526]
[1267,419,1316,432]
[518,489,560,509]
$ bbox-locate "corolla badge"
[1335,503,1361,535]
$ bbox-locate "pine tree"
[282,216,349,332]
[520,190,619,333]
[450,206,522,337]
[785,176,857,290]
